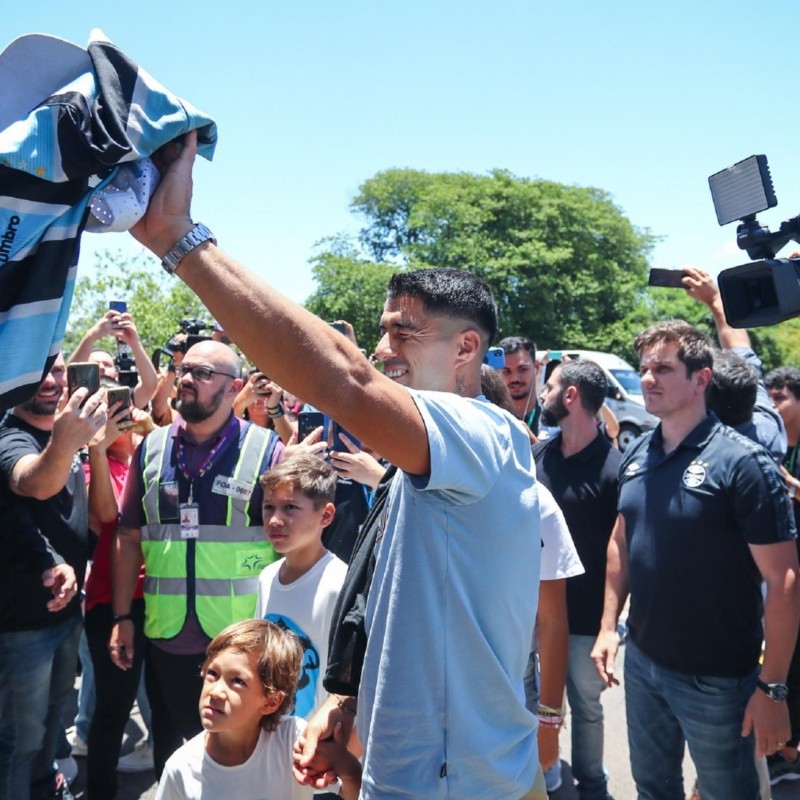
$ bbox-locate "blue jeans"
[0,611,83,800]
[73,628,95,742]
[624,640,759,800]
[567,634,610,799]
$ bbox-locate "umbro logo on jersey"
[0,215,20,264]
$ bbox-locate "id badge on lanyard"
[180,502,199,539]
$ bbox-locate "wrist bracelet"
[112,613,133,623]
[537,715,564,728]
[537,704,564,716]
[267,406,285,419]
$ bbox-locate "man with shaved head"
[110,340,285,776]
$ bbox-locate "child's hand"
[292,731,338,788]
[314,723,362,800]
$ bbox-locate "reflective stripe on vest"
[139,421,277,640]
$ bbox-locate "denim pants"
[624,640,759,800]
[567,634,610,799]
[0,610,83,800]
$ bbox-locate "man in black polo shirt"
[591,320,800,800]
[535,359,620,800]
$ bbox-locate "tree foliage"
[64,250,212,357]
[304,237,397,352]
[309,169,655,351]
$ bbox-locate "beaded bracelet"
[267,406,285,419]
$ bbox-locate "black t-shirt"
[0,414,88,631]
[534,433,621,636]
[619,414,795,677]
[323,475,374,564]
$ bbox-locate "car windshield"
[610,369,643,396]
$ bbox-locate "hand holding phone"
[107,386,133,430]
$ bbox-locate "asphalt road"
[64,648,800,800]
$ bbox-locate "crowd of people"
[1,128,800,800]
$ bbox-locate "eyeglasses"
[175,364,238,382]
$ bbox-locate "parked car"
[543,349,659,451]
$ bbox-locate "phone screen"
[109,300,127,313]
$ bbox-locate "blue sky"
[7,1,800,305]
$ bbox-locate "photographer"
[69,309,158,409]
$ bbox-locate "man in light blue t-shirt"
[124,130,543,800]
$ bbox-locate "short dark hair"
[707,351,757,426]
[556,360,608,415]
[765,366,800,400]
[498,336,536,358]
[387,268,498,348]
[633,320,713,376]
[202,619,302,732]
[260,454,337,509]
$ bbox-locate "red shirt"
[84,454,145,610]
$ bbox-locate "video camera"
[151,318,213,370]
[712,155,800,327]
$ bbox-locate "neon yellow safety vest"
[139,420,279,640]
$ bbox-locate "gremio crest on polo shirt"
[683,460,708,488]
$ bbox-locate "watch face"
[772,685,789,702]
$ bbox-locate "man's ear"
[456,329,482,367]
[563,385,579,407]
[230,378,244,395]
[695,367,712,394]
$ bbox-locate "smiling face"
[639,340,709,420]
[374,295,470,392]
[17,353,67,417]
[500,349,537,402]
[199,648,282,737]
[262,486,334,559]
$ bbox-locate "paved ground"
[64,646,800,799]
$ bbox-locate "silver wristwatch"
[161,223,216,275]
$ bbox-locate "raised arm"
[131,132,430,475]
[683,267,750,350]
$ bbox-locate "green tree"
[311,169,655,349]
[64,249,212,357]
[304,237,397,352]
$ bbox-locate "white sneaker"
[117,740,154,773]
[56,756,78,784]
[66,727,88,758]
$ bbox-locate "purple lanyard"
[176,415,239,485]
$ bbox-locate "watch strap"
[161,223,216,274]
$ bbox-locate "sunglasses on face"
[175,364,237,382]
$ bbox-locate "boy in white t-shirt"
[255,454,348,719]
[155,619,360,800]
